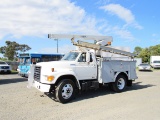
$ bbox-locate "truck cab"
[150,56,160,69]
[29,51,96,86]
[28,51,98,102]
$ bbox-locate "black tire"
[56,79,75,103]
[112,75,126,92]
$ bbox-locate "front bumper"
[19,73,28,77]
[0,69,11,73]
[139,67,151,71]
[34,81,51,92]
[153,66,160,68]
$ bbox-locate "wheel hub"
[67,89,71,93]
[117,78,125,90]
[62,84,73,99]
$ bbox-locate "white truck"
[28,34,138,103]
[150,56,160,68]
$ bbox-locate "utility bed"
[98,58,137,83]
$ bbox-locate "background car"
[0,61,12,74]
[138,63,152,71]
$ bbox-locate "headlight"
[47,76,54,82]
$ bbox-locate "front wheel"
[112,75,126,92]
[56,79,76,103]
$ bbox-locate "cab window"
[78,53,86,62]
[78,53,93,62]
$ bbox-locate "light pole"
[54,39,58,53]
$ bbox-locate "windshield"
[19,57,31,65]
[61,52,79,61]
[0,62,6,64]
[19,58,25,64]
[153,61,160,63]
[139,64,149,66]
[26,58,31,65]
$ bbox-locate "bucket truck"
[28,34,138,103]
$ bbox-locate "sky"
[0,0,160,57]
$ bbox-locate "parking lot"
[0,71,160,120]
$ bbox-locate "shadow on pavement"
[126,82,154,91]
[44,82,155,104]
[0,78,27,85]
[0,72,18,75]
[138,70,153,72]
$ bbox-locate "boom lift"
[48,34,136,58]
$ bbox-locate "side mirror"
[86,52,90,62]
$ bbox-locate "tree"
[149,45,160,56]
[138,48,150,63]
[0,41,31,61]
[134,44,160,63]
[134,46,142,56]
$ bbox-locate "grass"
[11,70,18,74]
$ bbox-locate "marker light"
[51,68,54,72]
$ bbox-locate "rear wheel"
[56,79,75,103]
[112,75,126,92]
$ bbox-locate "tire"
[112,75,126,92]
[56,79,75,103]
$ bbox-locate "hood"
[0,64,9,67]
[36,61,76,69]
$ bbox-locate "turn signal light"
[47,76,54,82]
[107,42,111,45]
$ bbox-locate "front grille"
[1,66,9,69]
[34,66,41,82]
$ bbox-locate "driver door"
[75,53,97,80]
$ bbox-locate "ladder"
[48,34,136,58]
[74,41,136,58]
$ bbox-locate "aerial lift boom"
[48,34,136,58]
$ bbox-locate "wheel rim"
[61,84,73,99]
[117,78,125,90]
